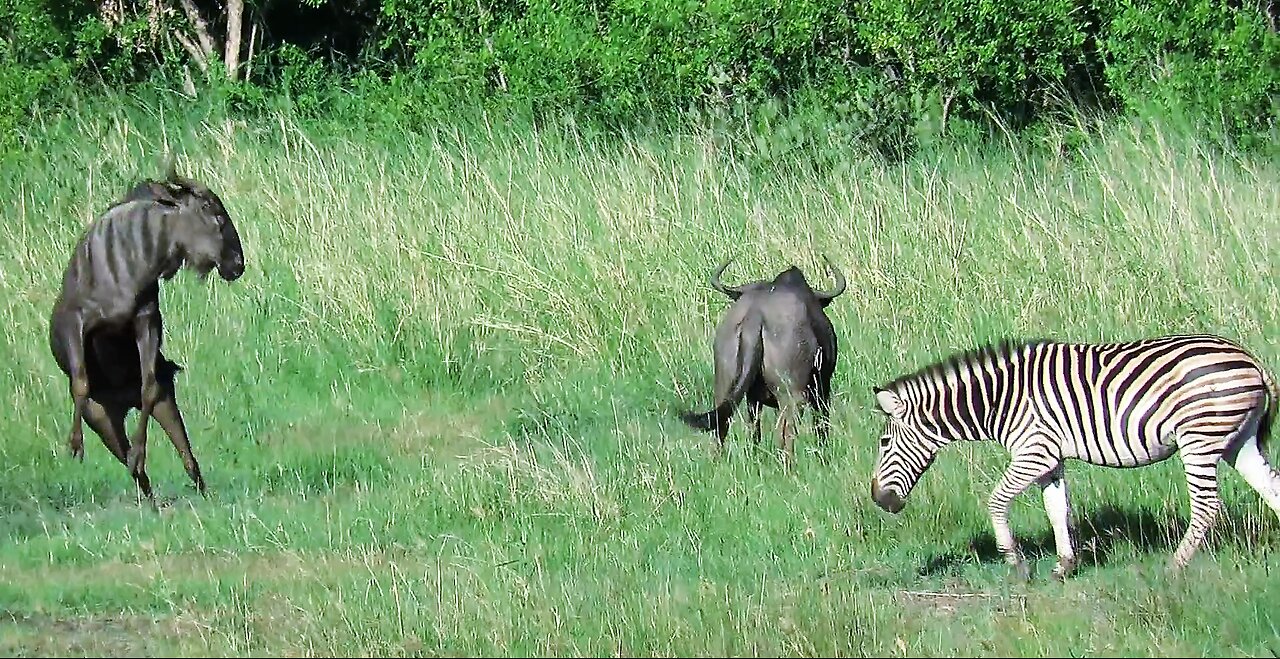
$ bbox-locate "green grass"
[1,94,1278,656]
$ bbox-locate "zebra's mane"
[879,337,1054,392]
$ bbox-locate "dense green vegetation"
[0,0,1277,655]
[3,0,1277,151]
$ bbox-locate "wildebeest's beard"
[191,256,218,280]
[192,246,243,282]
[185,242,242,282]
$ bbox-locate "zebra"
[48,162,245,503]
[869,334,1280,580]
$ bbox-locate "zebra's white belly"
[1059,429,1180,468]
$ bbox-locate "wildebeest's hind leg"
[151,358,205,494]
[807,379,834,463]
[82,396,154,502]
[125,306,162,486]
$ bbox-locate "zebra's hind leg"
[1036,462,1076,581]
[1224,431,1280,518]
[989,449,1058,581]
[1170,441,1223,571]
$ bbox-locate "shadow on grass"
[919,503,1278,577]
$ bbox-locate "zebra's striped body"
[870,334,1280,579]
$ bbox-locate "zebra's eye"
[879,435,891,448]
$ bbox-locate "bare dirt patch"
[390,392,513,460]
[895,588,1028,617]
[0,609,207,656]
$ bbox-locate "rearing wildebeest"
[679,256,846,465]
[48,162,245,502]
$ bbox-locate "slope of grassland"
[0,96,1278,656]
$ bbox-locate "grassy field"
[0,96,1278,656]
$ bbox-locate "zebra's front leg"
[1036,462,1076,581]
[989,452,1056,581]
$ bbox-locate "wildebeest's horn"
[710,256,747,298]
[163,155,178,182]
[815,254,847,301]
[163,156,206,192]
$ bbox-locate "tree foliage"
[1,0,1275,146]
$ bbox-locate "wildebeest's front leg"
[778,403,798,470]
[83,396,154,501]
[126,306,162,485]
[53,313,90,461]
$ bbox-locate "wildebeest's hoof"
[126,447,144,475]
[68,435,84,461]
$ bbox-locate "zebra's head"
[869,386,951,514]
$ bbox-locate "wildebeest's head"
[127,163,245,282]
[710,255,846,306]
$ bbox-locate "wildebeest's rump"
[47,160,245,503]
[679,256,846,466]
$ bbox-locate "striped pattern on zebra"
[869,334,1280,580]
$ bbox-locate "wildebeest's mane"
[878,337,1055,392]
[117,179,181,207]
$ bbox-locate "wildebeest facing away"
[679,256,846,465]
[48,162,245,502]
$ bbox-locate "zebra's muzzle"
[871,479,905,514]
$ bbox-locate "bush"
[1,0,1276,148]
[1098,0,1280,140]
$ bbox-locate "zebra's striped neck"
[887,340,1042,445]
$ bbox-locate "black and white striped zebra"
[869,334,1280,580]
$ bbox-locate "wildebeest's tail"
[679,312,764,434]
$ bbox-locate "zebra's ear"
[874,387,904,418]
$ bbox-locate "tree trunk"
[224,0,244,80]
[100,0,253,82]
[175,0,217,69]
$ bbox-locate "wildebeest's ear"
[873,386,904,417]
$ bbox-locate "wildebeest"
[679,256,846,465]
[48,162,245,502]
